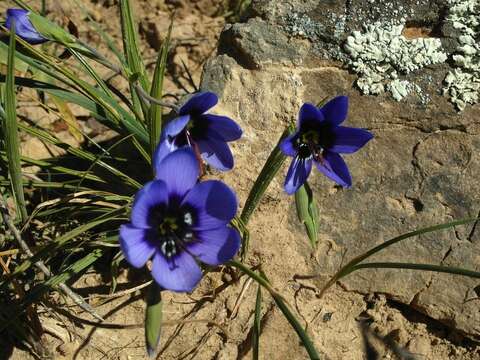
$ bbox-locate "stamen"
[306,140,325,164]
[183,231,194,242]
[160,237,177,259]
[184,212,193,226]
[157,211,197,259]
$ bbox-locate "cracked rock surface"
[201,0,480,350]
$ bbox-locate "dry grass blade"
[0,196,104,321]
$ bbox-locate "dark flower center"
[172,116,207,147]
[297,130,324,162]
[295,125,333,162]
[154,209,196,260]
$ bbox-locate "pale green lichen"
[344,22,447,101]
[442,0,480,110]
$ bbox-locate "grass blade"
[49,95,84,143]
[240,128,290,257]
[241,128,290,225]
[0,37,149,144]
[2,22,27,222]
[12,207,125,276]
[18,123,142,190]
[252,284,262,360]
[0,151,105,184]
[70,48,114,99]
[317,218,479,298]
[120,0,150,119]
[149,18,173,158]
[73,0,127,67]
[229,261,321,360]
[350,262,480,279]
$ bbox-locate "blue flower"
[280,96,373,194]
[153,92,242,172]
[120,148,241,292]
[5,9,47,45]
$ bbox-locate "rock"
[201,0,480,342]
[407,335,432,357]
[218,18,309,69]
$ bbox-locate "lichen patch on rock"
[344,21,447,101]
[442,0,480,110]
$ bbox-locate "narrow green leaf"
[0,179,90,191]
[0,151,105,183]
[0,45,29,73]
[75,134,136,192]
[3,23,27,222]
[231,216,250,261]
[252,285,262,360]
[231,262,319,358]
[38,250,103,291]
[229,261,321,360]
[12,207,125,276]
[11,0,33,12]
[110,251,124,293]
[120,0,149,119]
[6,249,104,330]
[145,282,163,358]
[295,182,319,248]
[73,0,127,67]
[318,218,479,298]
[257,270,320,360]
[316,96,330,108]
[17,123,142,190]
[350,262,480,279]
[149,17,173,159]
[0,38,149,144]
[70,48,114,99]
[241,128,290,225]
[240,128,291,257]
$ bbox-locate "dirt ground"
[1,0,480,359]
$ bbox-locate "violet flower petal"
[6,9,47,44]
[152,138,179,170]
[298,103,324,128]
[151,252,202,292]
[279,133,298,157]
[188,227,241,265]
[197,137,234,171]
[319,96,348,126]
[161,115,190,140]
[119,225,156,268]
[179,92,218,116]
[155,148,199,197]
[131,180,169,229]
[329,126,373,154]
[284,156,313,195]
[315,151,352,187]
[182,180,237,231]
[202,114,242,141]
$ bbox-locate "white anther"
[184,212,193,225]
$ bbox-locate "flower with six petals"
[280,96,373,194]
[153,92,242,172]
[120,148,241,292]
